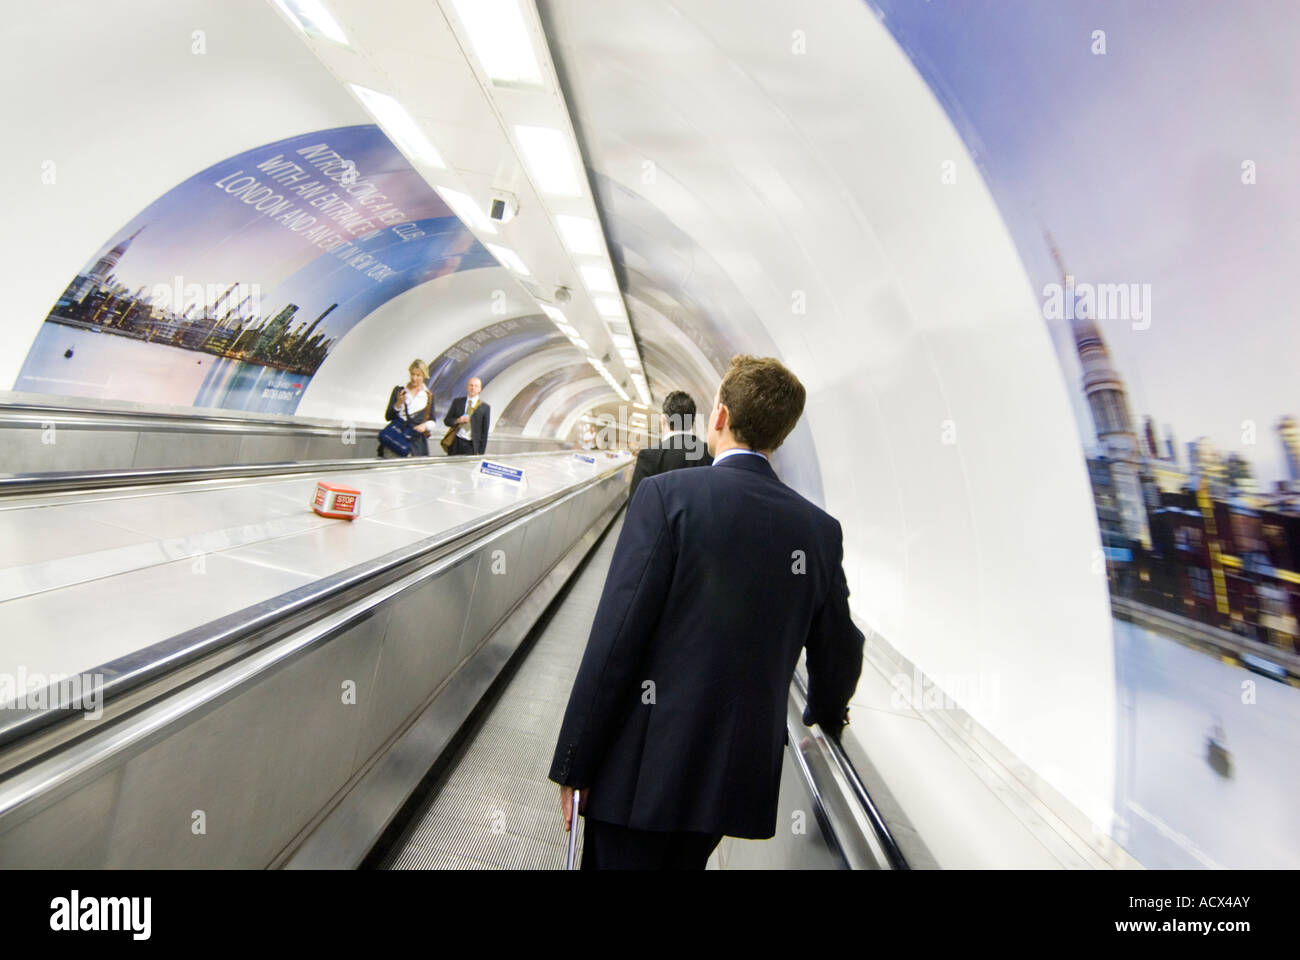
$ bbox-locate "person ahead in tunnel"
[442,376,489,456]
[550,355,865,869]
[378,359,433,458]
[629,389,713,499]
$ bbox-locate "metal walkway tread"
[380,513,625,870]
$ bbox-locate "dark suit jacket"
[629,432,713,498]
[442,396,490,455]
[385,385,431,426]
[549,452,865,839]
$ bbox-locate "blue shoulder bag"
[379,392,418,457]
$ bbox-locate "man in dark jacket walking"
[550,355,864,869]
[629,390,713,499]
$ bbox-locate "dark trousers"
[449,436,476,456]
[580,818,723,870]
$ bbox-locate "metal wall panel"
[514,507,557,595]
[302,434,372,462]
[544,499,577,569]
[100,609,389,868]
[354,553,480,768]
[237,433,312,464]
[131,431,243,469]
[0,765,124,868]
[0,427,140,472]
[0,416,572,474]
[459,524,531,656]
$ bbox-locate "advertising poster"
[17,124,493,415]
[873,0,1300,867]
[499,361,594,431]
[425,314,570,424]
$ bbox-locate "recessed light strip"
[435,186,496,234]
[485,243,529,276]
[274,0,349,45]
[514,124,582,196]
[350,85,446,170]
[449,0,544,87]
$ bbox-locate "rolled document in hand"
[565,789,580,870]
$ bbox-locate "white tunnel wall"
[0,0,371,392]
[3,0,1116,835]
[2,0,607,431]
[540,0,1116,831]
[297,267,543,423]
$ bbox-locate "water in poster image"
[1113,618,1300,869]
[17,324,310,414]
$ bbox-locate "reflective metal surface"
[291,494,626,868]
[0,463,629,868]
[0,398,568,476]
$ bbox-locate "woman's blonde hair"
[409,359,429,379]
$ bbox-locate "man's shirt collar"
[713,447,768,465]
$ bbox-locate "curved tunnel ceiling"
[1,0,1136,840]
[535,0,1117,832]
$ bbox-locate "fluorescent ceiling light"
[351,85,445,169]
[485,243,529,276]
[593,297,625,319]
[572,338,589,351]
[618,349,638,361]
[579,264,616,293]
[435,186,496,234]
[449,0,543,87]
[274,0,348,45]
[556,323,578,338]
[514,125,582,196]
[610,334,634,350]
[540,304,566,323]
[556,215,602,256]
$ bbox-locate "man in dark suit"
[629,390,713,499]
[443,376,489,456]
[550,355,864,869]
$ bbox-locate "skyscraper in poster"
[1048,237,1152,550]
[1279,416,1300,487]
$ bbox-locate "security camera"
[489,190,519,223]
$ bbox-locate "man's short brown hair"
[718,355,806,451]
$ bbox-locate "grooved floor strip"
[381,514,624,870]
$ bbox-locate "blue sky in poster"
[869,0,1300,485]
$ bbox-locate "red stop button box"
[312,481,361,520]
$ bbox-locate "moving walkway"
[0,445,906,869]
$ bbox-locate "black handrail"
[792,670,910,870]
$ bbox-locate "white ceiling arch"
[538,0,1117,838]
